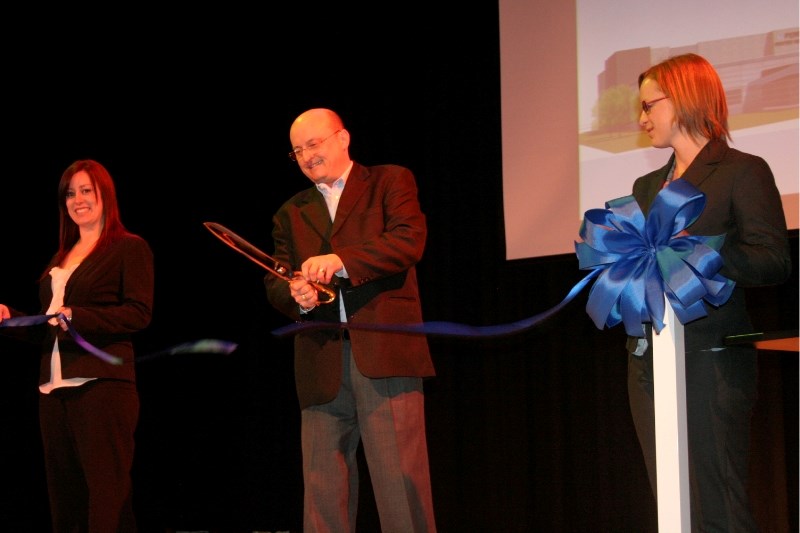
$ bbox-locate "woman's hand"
[48,306,73,331]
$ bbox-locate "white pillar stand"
[651,296,691,531]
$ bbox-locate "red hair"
[639,53,730,143]
[44,159,129,278]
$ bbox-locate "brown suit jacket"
[266,162,435,409]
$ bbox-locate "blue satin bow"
[575,179,734,337]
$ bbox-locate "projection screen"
[500,0,799,260]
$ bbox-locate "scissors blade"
[203,222,337,304]
[203,222,292,280]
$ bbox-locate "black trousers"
[628,341,759,533]
[39,379,139,533]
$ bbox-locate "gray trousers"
[301,342,437,533]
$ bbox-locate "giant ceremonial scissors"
[204,222,337,304]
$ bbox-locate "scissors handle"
[297,274,338,304]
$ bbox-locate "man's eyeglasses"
[288,130,342,162]
[641,96,669,114]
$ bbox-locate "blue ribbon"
[575,179,733,336]
[272,267,601,339]
[273,179,732,340]
[1,314,237,364]
[134,338,238,363]
[1,313,124,364]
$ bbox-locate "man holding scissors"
[265,108,437,532]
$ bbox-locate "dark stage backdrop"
[1,5,797,532]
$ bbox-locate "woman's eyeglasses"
[642,96,669,114]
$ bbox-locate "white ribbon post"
[652,295,691,531]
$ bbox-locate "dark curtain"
[2,5,796,532]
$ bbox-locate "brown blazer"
[266,162,435,409]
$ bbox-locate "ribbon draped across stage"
[0,313,237,365]
[1,179,733,360]
[273,179,733,339]
[272,271,600,338]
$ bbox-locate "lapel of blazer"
[644,140,726,211]
[330,162,369,239]
[683,139,726,190]
[641,155,674,213]
[63,240,108,301]
[298,188,333,239]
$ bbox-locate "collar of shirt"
[316,161,353,221]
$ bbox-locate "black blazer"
[6,234,154,384]
[632,139,792,350]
